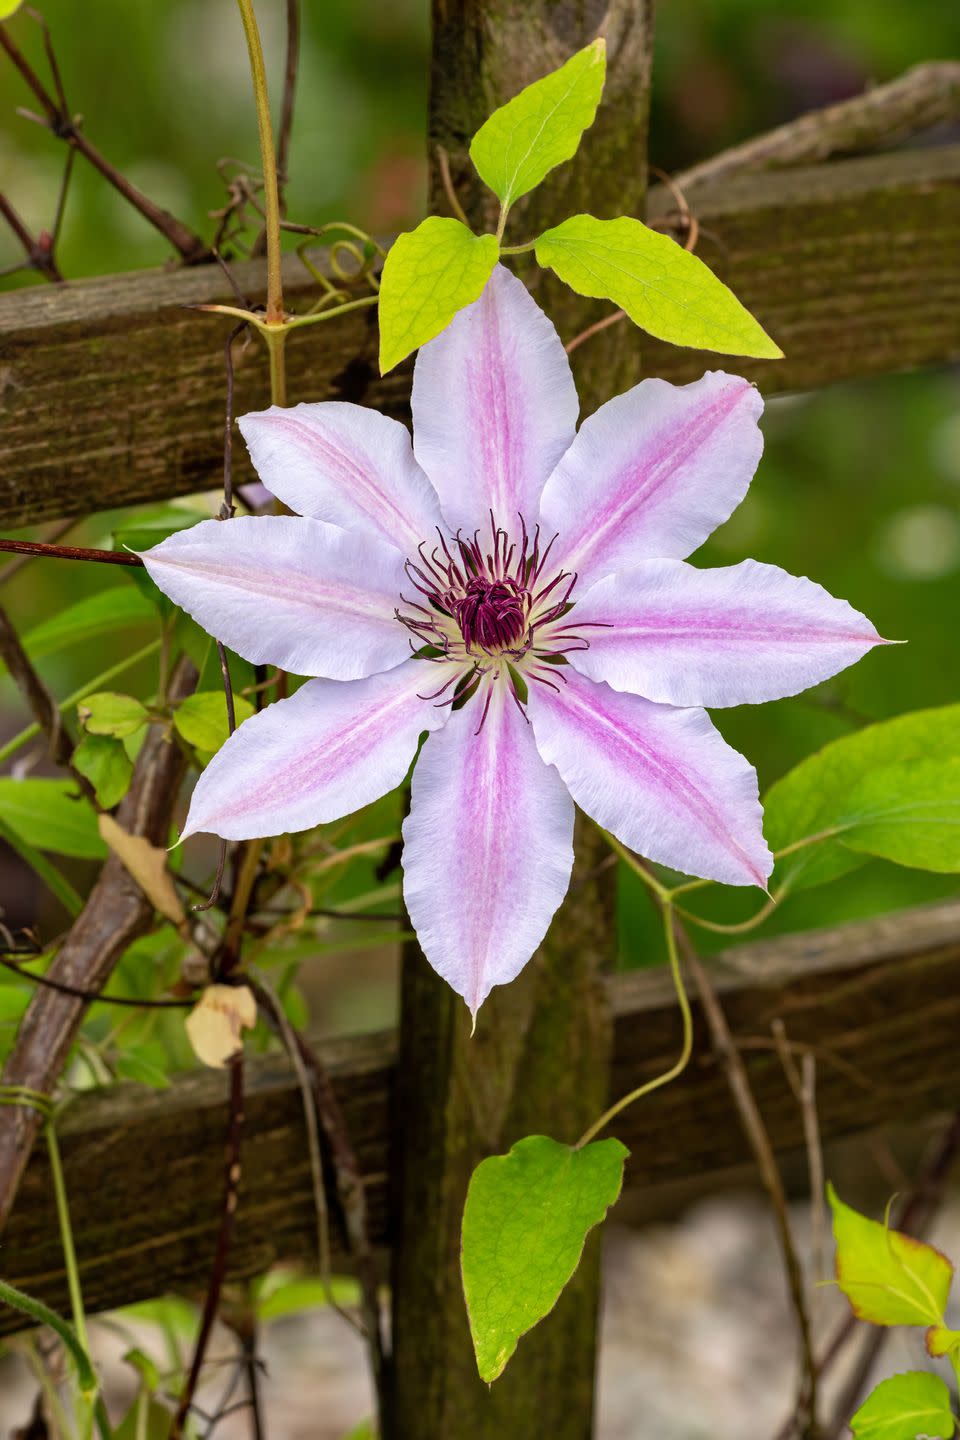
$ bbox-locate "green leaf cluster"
[830,1185,959,1440]
[377,42,778,372]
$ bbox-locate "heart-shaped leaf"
[851,1371,954,1440]
[378,218,498,373]
[462,1134,627,1382]
[828,1183,952,1328]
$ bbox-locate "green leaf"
[0,778,105,859]
[255,1273,361,1322]
[851,1372,954,1440]
[837,758,960,872]
[77,691,150,739]
[535,214,783,358]
[764,704,960,893]
[113,1396,174,1440]
[173,691,255,754]
[828,1183,952,1327]
[462,1134,627,1382]
[0,1,23,16]
[0,588,155,677]
[73,734,135,810]
[469,40,606,210]
[378,218,499,373]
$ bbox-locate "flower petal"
[402,684,575,1016]
[182,661,449,841]
[237,402,442,553]
[411,264,579,534]
[539,371,764,588]
[570,558,885,707]
[141,515,409,680]
[527,668,771,888]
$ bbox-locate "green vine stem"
[234,0,283,326]
[575,899,692,1148]
[46,1122,89,1359]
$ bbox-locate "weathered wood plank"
[0,146,957,530]
[3,899,960,1338]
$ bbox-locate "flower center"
[396,515,597,723]
[453,576,530,657]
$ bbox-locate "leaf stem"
[575,901,692,1148]
[47,1121,90,1359]
[499,240,535,255]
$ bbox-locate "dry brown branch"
[675,60,960,191]
[0,20,208,264]
[0,654,197,1231]
[0,598,70,767]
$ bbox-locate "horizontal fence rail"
[0,145,958,530]
[3,898,960,1335]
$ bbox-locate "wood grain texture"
[4,899,960,1339]
[1,146,957,530]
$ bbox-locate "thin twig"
[0,539,143,566]
[0,955,191,1008]
[0,191,63,282]
[680,933,819,1438]
[277,0,300,212]
[0,19,208,263]
[435,144,470,226]
[772,1021,826,1334]
[0,521,77,587]
[170,1056,245,1440]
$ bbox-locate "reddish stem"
[0,539,144,567]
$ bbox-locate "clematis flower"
[142,266,883,1016]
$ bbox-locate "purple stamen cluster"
[396,514,588,679]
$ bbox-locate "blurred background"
[1,1,959,1436]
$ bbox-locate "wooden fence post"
[389,5,654,1436]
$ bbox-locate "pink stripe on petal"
[527,668,771,889]
[412,265,578,535]
[141,515,409,680]
[570,558,885,707]
[402,683,575,1016]
[539,372,763,587]
[182,662,451,841]
[238,402,441,552]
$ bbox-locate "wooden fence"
[1,3,959,1436]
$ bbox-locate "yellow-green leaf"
[927,1324,960,1358]
[469,40,606,209]
[378,218,499,373]
[535,213,783,358]
[462,1134,627,1383]
[77,690,149,739]
[0,1,23,15]
[173,690,254,755]
[851,1372,954,1440]
[828,1183,952,1327]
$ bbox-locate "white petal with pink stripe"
[402,684,575,1016]
[527,667,772,889]
[411,264,579,535]
[569,557,885,707]
[238,401,442,554]
[141,515,410,681]
[182,661,452,841]
[539,371,764,589]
